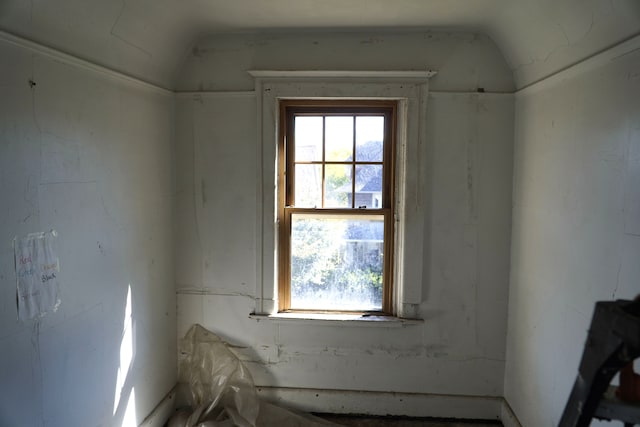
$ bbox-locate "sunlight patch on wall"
[121,388,137,427]
[113,285,135,416]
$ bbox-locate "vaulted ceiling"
[1,0,639,89]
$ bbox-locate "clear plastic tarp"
[168,324,339,427]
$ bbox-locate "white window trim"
[250,70,436,319]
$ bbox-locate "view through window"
[278,100,396,313]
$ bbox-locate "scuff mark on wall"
[23,175,38,212]
[191,46,205,58]
[612,263,622,298]
[512,57,536,74]
[244,39,270,48]
[242,343,505,369]
[30,55,42,135]
[99,194,123,230]
[30,320,44,425]
[360,37,384,45]
[465,151,473,208]
[39,180,97,186]
[176,288,255,300]
[466,96,479,224]
[624,122,640,236]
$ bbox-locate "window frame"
[278,100,398,314]
[249,71,434,319]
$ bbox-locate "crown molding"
[248,70,437,80]
[0,30,172,95]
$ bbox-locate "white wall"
[0,39,176,426]
[176,31,515,93]
[504,43,640,426]
[487,0,640,89]
[174,31,515,418]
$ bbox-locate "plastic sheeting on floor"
[168,324,340,427]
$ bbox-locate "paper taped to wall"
[14,230,61,320]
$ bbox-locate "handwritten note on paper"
[14,230,61,320]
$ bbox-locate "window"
[251,71,434,318]
[278,100,397,313]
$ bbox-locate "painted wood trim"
[429,91,514,97]
[4,26,637,99]
[175,91,256,98]
[138,386,177,427]
[0,30,173,95]
[249,312,423,327]
[516,32,640,95]
[255,386,502,420]
[248,70,437,79]
[500,398,523,427]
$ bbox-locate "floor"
[317,415,502,427]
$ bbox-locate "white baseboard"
[166,383,522,425]
[139,386,177,427]
[500,399,522,427]
[255,386,502,421]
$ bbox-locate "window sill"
[249,312,423,327]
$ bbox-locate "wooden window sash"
[278,100,396,314]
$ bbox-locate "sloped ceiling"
[1,0,638,90]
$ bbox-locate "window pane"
[324,164,351,208]
[295,116,323,161]
[355,116,384,162]
[290,214,384,311]
[294,164,322,207]
[325,116,353,161]
[355,165,383,208]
